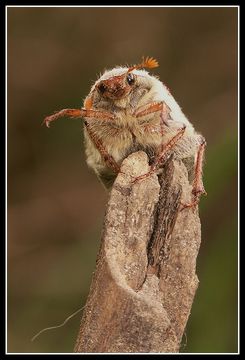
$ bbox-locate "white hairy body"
[44,57,206,203]
[83,67,202,186]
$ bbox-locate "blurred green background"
[7,6,238,353]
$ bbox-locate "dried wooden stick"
[74,151,201,353]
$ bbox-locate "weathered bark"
[74,151,201,353]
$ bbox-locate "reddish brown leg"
[153,125,186,169]
[43,109,82,127]
[134,101,169,120]
[135,101,170,137]
[180,137,207,210]
[84,120,120,174]
[43,107,118,173]
[132,125,186,184]
[43,108,115,128]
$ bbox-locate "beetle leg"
[43,108,115,128]
[132,125,186,184]
[180,137,207,210]
[43,107,118,173]
[84,120,120,174]
[134,101,169,121]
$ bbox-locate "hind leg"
[181,136,207,210]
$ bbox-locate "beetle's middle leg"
[84,120,120,174]
[132,125,186,184]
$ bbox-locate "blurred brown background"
[7,6,238,353]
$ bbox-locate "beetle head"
[95,56,159,101]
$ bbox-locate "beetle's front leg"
[134,101,169,125]
[43,108,115,128]
[43,107,119,173]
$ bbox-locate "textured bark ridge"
[74,151,201,353]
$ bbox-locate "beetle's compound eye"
[126,73,135,85]
[97,82,107,94]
